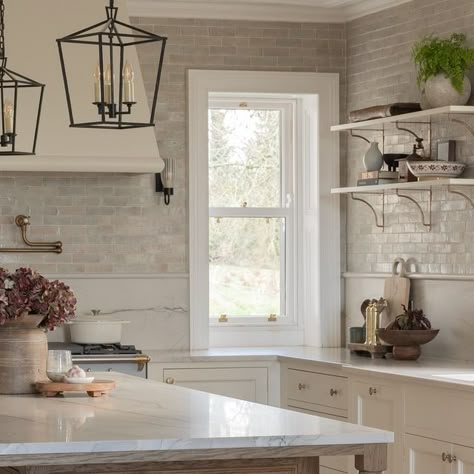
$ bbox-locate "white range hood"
[3,0,163,173]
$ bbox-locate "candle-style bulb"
[104,64,113,104]
[93,63,101,103]
[123,61,135,103]
[4,101,14,134]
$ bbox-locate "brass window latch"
[218,314,228,323]
[268,314,277,322]
[0,215,63,254]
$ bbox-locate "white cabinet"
[350,379,403,474]
[405,434,451,474]
[162,367,268,404]
[452,444,474,474]
[404,434,474,474]
[281,362,349,473]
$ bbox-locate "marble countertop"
[147,346,474,391]
[0,373,392,458]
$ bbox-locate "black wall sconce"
[155,157,175,205]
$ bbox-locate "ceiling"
[127,0,412,23]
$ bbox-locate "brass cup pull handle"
[442,453,456,463]
[298,383,307,391]
[165,377,176,385]
[330,388,338,396]
[369,387,377,396]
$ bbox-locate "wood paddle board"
[383,258,410,327]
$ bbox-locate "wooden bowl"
[376,329,439,360]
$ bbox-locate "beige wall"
[345,0,474,275]
[0,17,346,274]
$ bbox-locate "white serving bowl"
[64,376,95,384]
[407,161,466,180]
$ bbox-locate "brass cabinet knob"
[442,453,456,463]
[298,383,307,391]
[165,377,176,385]
[330,388,338,396]
[369,387,377,396]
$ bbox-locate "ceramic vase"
[363,142,383,172]
[0,314,47,394]
[425,74,471,108]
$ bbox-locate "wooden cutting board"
[35,380,115,398]
[383,258,410,327]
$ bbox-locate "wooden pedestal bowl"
[376,329,439,360]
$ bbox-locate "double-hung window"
[189,70,340,349]
[208,96,297,327]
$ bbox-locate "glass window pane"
[208,108,282,208]
[209,217,284,317]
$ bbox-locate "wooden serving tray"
[348,342,393,359]
[35,379,115,398]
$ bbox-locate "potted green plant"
[412,33,474,108]
[377,305,439,360]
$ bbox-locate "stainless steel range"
[48,343,150,379]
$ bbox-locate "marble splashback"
[345,275,474,361]
[47,274,189,351]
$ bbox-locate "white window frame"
[189,70,340,349]
[208,96,296,326]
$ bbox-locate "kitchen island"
[0,374,392,474]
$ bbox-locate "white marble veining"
[147,346,474,392]
[0,373,392,457]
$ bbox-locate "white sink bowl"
[433,373,474,382]
[407,161,466,180]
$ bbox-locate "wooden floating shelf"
[330,105,474,132]
[331,178,474,195]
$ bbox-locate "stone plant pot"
[0,314,48,394]
[425,74,471,108]
[376,329,439,361]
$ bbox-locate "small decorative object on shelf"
[407,161,466,180]
[377,303,439,361]
[437,140,456,162]
[57,0,167,130]
[363,142,383,172]
[397,145,423,182]
[0,268,76,394]
[412,33,474,108]
[357,170,399,187]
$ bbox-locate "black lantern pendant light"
[56,0,167,130]
[0,0,45,155]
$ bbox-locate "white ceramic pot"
[425,74,471,108]
[67,319,130,344]
[363,142,383,172]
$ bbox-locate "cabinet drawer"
[163,367,268,404]
[287,368,348,411]
[405,385,474,445]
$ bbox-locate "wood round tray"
[35,379,115,398]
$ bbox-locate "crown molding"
[127,0,413,23]
[343,0,413,21]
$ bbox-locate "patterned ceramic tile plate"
[407,161,466,179]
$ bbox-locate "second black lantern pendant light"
[56,0,167,130]
[0,0,45,155]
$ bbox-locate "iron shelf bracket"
[450,118,474,137]
[350,192,385,229]
[395,188,432,230]
[447,185,474,208]
[395,120,431,154]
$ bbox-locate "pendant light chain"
[0,0,5,59]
